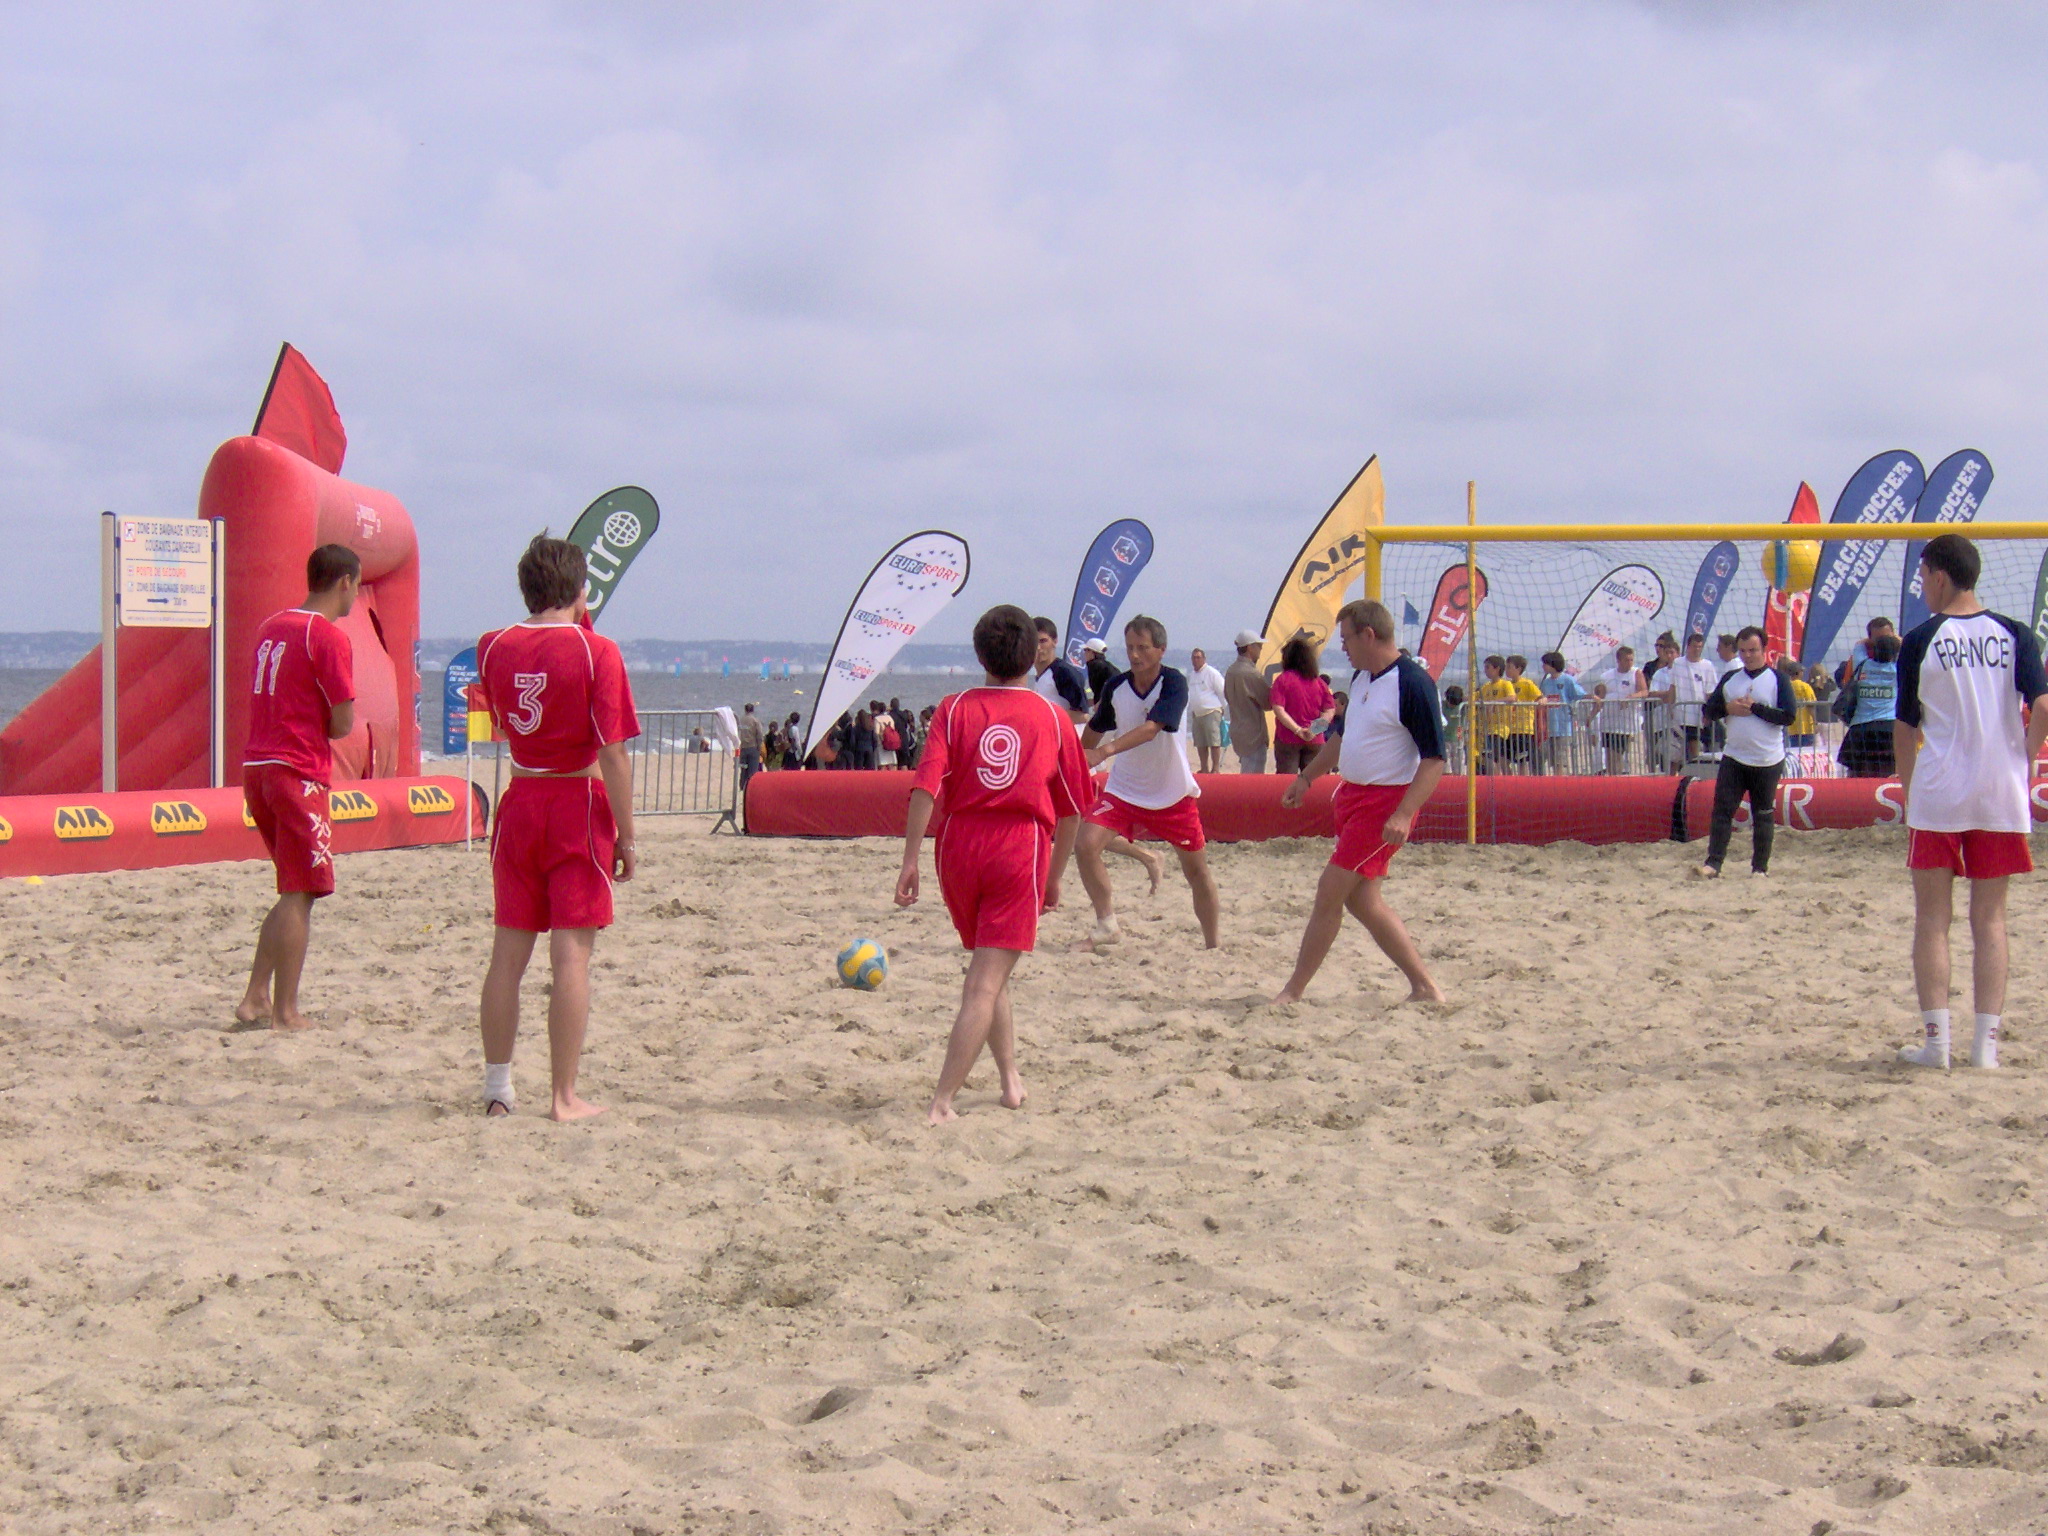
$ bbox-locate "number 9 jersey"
[912,687,1092,831]
[476,620,641,772]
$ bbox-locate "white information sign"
[118,518,214,628]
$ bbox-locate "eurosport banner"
[1797,451,1925,666]
[1417,563,1489,680]
[567,487,661,625]
[803,531,971,759]
[1763,481,1820,663]
[1062,519,1155,666]
[1556,565,1665,675]
[1897,450,1992,635]
[1682,540,1739,641]
[1257,456,1383,666]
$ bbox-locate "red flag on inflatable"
[252,343,347,473]
[1762,481,1819,663]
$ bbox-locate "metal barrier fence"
[630,710,741,830]
[1450,697,1849,777]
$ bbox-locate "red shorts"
[243,764,335,896]
[1331,780,1409,879]
[1907,828,2033,880]
[1086,790,1206,852]
[935,814,1051,952]
[491,777,617,931]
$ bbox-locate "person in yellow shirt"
[1477,654,1515,773]
[1783,659,1817,747]
[1506,654,1543,773]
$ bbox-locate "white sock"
[1972,1014,2001,1069]
[1900,1009,1950,1068]
[484,1061,515,1108]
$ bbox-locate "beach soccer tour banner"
[1798,451,1925,666]
[567,487,661,624]
[1417,563,1489,680]
[1062,519,1155,666]
[1683,540,1739,642]
[1557,565,1665,675]
[1897,450,1992,635]
[804,531,971,759]
[1258,456,1383,665]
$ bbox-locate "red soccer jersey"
[477,620,640,772]
[244,609,355,781]
[913,686,1091,832]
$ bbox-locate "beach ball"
[836,938,888,991]
[1761,538,1821,592]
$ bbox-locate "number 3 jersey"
[244,608,356,782]
[912,686,1093,832]
[477,620,641,773]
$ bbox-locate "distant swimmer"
[1077,616,1221,949]
[474,535,640,1121]
[236,545,361,1031]
[1271,599,1447,1005]
[898,605,1091,1124]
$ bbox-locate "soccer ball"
[836,938,888,991]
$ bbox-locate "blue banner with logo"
[1062,519,1155,666]
[1798,451,1926,665]
[1682,541,1739,640]
[441,646,479,755]
[1897,449,1992,635]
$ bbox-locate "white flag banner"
[805,531,971,759]
[1557,564,1665,675]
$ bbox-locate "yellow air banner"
[1258,456,1384,665]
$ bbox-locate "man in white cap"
[1224,629,1271,773]
[1082,636,1116,706]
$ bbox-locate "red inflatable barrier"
[0,435,420,795]
[1677,775,1920,839]
[744,771,1686,846]
[0,776,482,879]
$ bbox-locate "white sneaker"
[1898,1041,1950,1069]
[1970,1041,1999,1069]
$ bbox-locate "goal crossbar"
[1368,520,2048,544]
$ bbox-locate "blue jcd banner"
[1683,540,1739,640]
[1063,519,1155,666]
[441,646,479,756]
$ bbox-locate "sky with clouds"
[3,2,2046,644]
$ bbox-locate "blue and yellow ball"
[836,938,888,990]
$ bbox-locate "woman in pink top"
[1268,634,1335,775]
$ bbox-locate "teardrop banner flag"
[803,531,971,759]
[1062,519,1155,666]
[1898,450,1992,635]
[567,487,661,625]
[1763,481,1821,662]
[1683,540,1740,642]
[1257,456,1383,666]
[1417,563,1489,680]
[2032,550,2048,654]
[1556,565,1665,675]
[1798,451,1926,666]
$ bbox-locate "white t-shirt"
[1333,658,1445,786]
[1665,656,1719,724]
[1187,662,1227,714]
[1033,659,1090,720]
[1896,610,2048,834]
[1594,667,1643,732]
[1715,665,1789,768]
[1087,667,1200,809]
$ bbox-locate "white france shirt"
[1896,610,2048,834]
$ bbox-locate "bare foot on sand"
[270,1011,317,1033]
[1268,987,1305,1005]
[926,1098,959,1126]
[233,1000,269,1027]
[549,1094,606,1122]
[999,1073,1027,1110]
[1402,984,1449,1005]
[1140,849,1164,894]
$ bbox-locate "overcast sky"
[4,3,2046,645]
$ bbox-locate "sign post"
[102,515,223,793]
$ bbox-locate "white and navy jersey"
[1033,659,1090,718]
[1897,610,2048,834]
[1703,665,1792,768]
[1329,657,1444,787]
[1087,665,1199,809]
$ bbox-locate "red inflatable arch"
[0,436,419,794]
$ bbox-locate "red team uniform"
[913,688,1092,951]
[243,608,355,896]
[477,620,640,932]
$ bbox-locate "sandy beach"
[3,820,2047,1534]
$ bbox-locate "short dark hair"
[1540,651,1566,672]
[1920,532,1981,592]
[972,604,1037,680]
[1507,654,1528,671]
[517,534,586,613]
[1033,615,1058,640]
[1867,615,1895,636]
[1872,633,1901,664]
[1336,599,1395,640]
[1736,625,1766,646]
[307,544,360,592]
[1718,633,1736,647]
[1280,634,1321,678]
[1484,654,1505,673]
[1685,630,1706,646]
[1656,631,1677,648]
[1124,614,1167,648]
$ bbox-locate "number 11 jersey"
[244,608,355,781]
[477,620,640,773]
[912,686,1092,830]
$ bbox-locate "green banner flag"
[566,487,660,625]
[2032,549,2048,653]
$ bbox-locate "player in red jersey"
[475,536,639,1122]
[897,604,1091,1125]
[236,545,360,1032]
